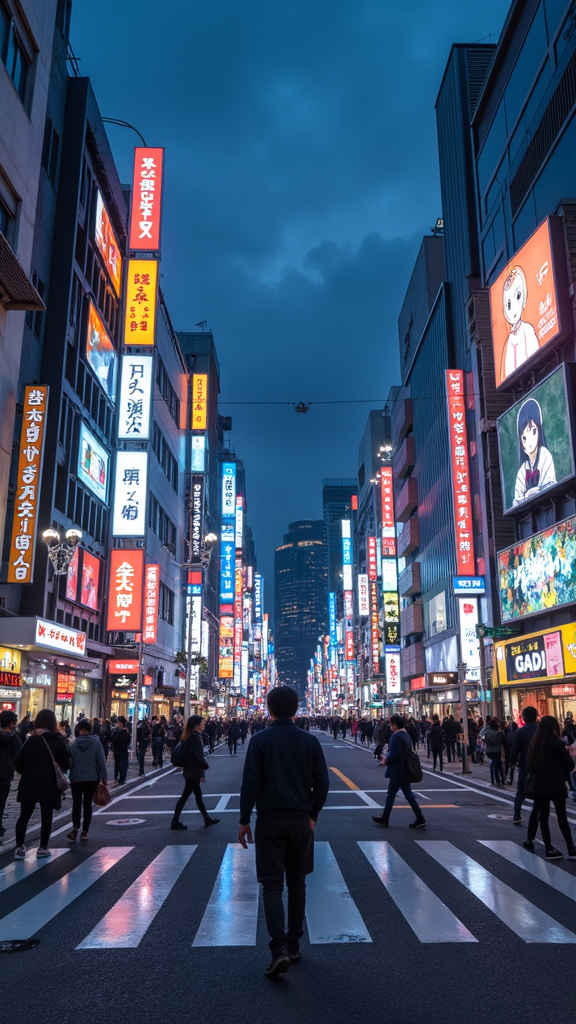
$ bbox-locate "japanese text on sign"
[192,374,208,431]
[118,355,153,441]
[123,259,158,347]
[8,386,49,583]
[106,549,144,632]
[446,369,475,574]
[143,564,160,644]
[129,148,164,251]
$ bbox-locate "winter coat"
[483,727,505,754]
[110,729,131,755]
[443,719,459,742]
[227,725,241,741]
[0,729,22,785]
[509,722,537,770]
[527,736,575,799]
[70,734,107,784]
[182,733,209,781]
[429,724,445,752]
[384,730,413,783]
[13,730,71,803]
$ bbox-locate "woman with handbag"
[67,718,108,842]
[12,709,71,859]
[524,714,576,860]
[171,715,220,830]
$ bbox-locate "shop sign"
[446,370,474,574]
[385,652,401,694]
[8,386,49,583]
[222,463,236,518]
[370,581,380,672]
[381,467,396,557]
[0,687,23,700]
[551,684,576,696]
[56,671,75,702]
[117,355,153,440]
[36,619,86,657]
[235,495,243,550]
[191,476,205,560]
[219,612,234,678]
[123,259,158,346]
[411,676,426,691]
[143,564,160,645]
[220,523,234,603]
[357,574,369,616]
[109,660,139,674]
[86,302,118,403]
[367,536,378,581]
[192,374,208,431]
[0,672,21,688]
[254,574,263,623]
[191,435,206,472]
[95,191,122,296]
[452,576,485,595]
[106,549,144,632]
[129,147,164,251]
[382,559,398,592]
[426,672,458,687]
[459,598,481,676]
[500,630,564,684]
[112,451,148,537]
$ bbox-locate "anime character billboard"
[489,217,568,388]
[497,365,574,514]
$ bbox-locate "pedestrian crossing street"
[0,839,575,947]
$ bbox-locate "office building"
[275,520,327,696]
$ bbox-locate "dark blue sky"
[71,0,509,610]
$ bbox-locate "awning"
[0,232,45,311]
[0,617,98,669]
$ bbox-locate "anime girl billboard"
[497,365,575,514]
[489,217,568,387]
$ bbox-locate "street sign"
[453,576,485,595]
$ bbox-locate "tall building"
[275,520,327,696]
[322,479,357,595]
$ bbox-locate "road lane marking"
[306,843,371,943]
[359,841,476,943]
[479,841,576,901]
[329,767,359,790]
[418,841,576,943]
[192,844,258,947]
[0,849,69,893]
[77,846,196,949]
[0,847,133,941]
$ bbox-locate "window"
[148,493,177,550]
[0,2,30,104]
[504,4,547,132]
[156,354,180,424]
[42,120,60,187]
[25,272,45,338]
[158,581,174,625]
[428,591,447,637]
[476,101,508,197]
[153,422,178,490]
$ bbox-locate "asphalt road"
[1,729,575,1024]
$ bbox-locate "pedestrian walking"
[0,710,21,840]
[372,714,426,829]
[151,716,166,767]
[228,719,241,755]
[429,715,445,772]
[240,720,248,745]
[136,718,151,776]
[110,716,130,785]
[523,715,576,860]
[67,718,107,842]
[204,718,217,753]
[443,715,458,762]
[509,705,538,825]
[12,709,71,859]
[484,717,506,786]
[170,716,220,830]
[238,685,329,978]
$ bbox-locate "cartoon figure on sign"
[501,266,539,383]
[513,398,556,506]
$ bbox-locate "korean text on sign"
[8,386,49,583]
[445,369,475,574]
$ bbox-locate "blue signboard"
[329,592,337,648]
[452,576,485,595]
[221,462,236,519]
[342,536,352,566]
[220,522,235,602]
[254,573,263,622]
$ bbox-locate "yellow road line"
[329,766,359,790]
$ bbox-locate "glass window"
[0,5,29,105]
[504,4,547,131]
[484,156,507,218]
[545,0,571,41]
[555,4,576,64]
[0,197,10,237]
[509,58,553,164]
[477,101,508,198]
[428,592,447,637]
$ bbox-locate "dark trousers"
[152,738,164,766]
[173,778,207,821]
[228,738,238,755]
[71,781,99,831]
[0,782,9,829]
[382,781,424,822]
[114,752,129,784]
[446,741,456,762]
[138,741,149,775]
[16,800,53,848]
[488,753,504,785]
[513,767,527,819]
[528,794,574,849]
[432,749,443,771]
[255,815,313,953]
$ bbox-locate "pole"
[131,635,142,761]
[478,631,488,723]
[184,592,193,721]
[457,661,472,774]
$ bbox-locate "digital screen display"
[86,301,117,403]
[77,423,109,503]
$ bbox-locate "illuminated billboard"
[129,147,164,251]
[385,652,401,694]
[497,365,574,515]
[86,302,117,403]
[112,451,148,537]
[80,551,100,610]
[117,354,153,440]
[94,191,122,297]
[498,514,576,622]
[106,549,144,632]
[78,423,109,503]
[222,463,236,518]
[192,374,208,431]
[7,386,49,584]
[446,370,474,574]
[489,217,568,388]
[124,259,158,346]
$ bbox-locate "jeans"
[382,781,424,822]
[527,793,574,850]
[173,778,208,821]
[16,800,53,848]
[0,782,9,830]
[228,738,238,755]
[138,741,149,775]
[513,767,527,819]
[114,752,129,784]
[255,815,313,953]
[152,738,164,766]
[432,749,443,771]
[488,753,504,785]
[71,780,99,831]
[446,741,456,762]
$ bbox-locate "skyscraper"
[274,520,327,696]
[322,479,357,595]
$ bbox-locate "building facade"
[275,520,327,696]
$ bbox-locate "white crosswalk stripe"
[1,838,576,947]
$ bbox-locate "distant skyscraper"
[322,479,357,595]
[274,520,327,696]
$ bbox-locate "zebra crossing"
[0,839,575,948]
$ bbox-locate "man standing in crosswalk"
[238,685,330,978]
[373,714,426,829]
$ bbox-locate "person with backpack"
[170,716,220,830]
[372,713,426,829]
[523,714,576,860]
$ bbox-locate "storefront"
[409,672,486,720]
[107,660,139,720]
[494,623,576,723]
[0,647,24,718]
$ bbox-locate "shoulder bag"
[42,736,70,792]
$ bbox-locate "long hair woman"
[12,709,71,859]
[524,715,576,860]
[171,716,220,830]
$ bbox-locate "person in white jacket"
[513,397,556,506]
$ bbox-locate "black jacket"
[111,729,131,755]
[227,725,241,741]
[527,736,575,798]
[0,729,22,785]
[429,723,445,752]
[182,733,209,781]
[443,719,459,742]
[13,730,71,803]
[509,722,538,771]
[240,718,329,825]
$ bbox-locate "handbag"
[42,736,70,792]
[93,782,111,806]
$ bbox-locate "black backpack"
[171,741,184,767]
[403,747,423,783]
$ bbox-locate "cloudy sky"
[71,0,509,613]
